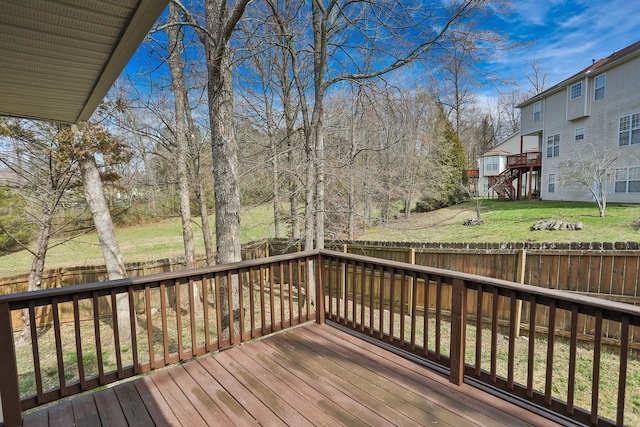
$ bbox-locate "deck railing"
[319,250,640,427]
[0,251,317,427]
[506,151,542,167]
[2,249,639,426]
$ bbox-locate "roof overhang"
[0,0,169,124]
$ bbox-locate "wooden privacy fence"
[0,240,271,331]
[270,239,640,350]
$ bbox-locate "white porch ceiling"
[0,0,168,123]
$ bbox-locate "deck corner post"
[0,302,22,427]
[315,253,325,324]
[450,278,467,386]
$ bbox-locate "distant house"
[477,133,540,199]
[518,40,640,203]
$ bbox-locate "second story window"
[570,82,582,100]
[595,74,606,100]
[547,134,560,158]
[619,113,640,146]
[574,127,585,142]
[485,156,499,172]
[533,101,541,122]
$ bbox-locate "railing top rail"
[0,250,319,308]
[319,249,640,321]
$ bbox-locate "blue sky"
[488,0,640,95]
[126,0,639,106]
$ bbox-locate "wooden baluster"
[202,276,211,350]
[490,287,499,383]
[591,309,603,424]
[259,266,267,330]
[160,282,169,365]
[127,288,139,374]
[110,289,123,378]
[475,284,483,377]
[29,301,44,403]
[52,297,66,396]
[435,277,443,360]
[400,270,406,347]
[507,292,517,390]
[215,274,223,347]
[450,278,467,385]
[73,295,86,389]
[617,316,630,426]
[544,300,557,406]
[527,296,537,398]
[176,279,183,360]
[410,271,418,351]
[144,286,154,369]
[567,304,579,414]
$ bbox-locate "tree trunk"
[79,154,135,341]
[311,0,327,250]
[19,211,52,345]
[205,0,242,336]
[168,3,196,271]
[195,179,215,265]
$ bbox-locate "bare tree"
[524,58,549,96]
[63,121,138,340]
[0,119,84,342]
[559,144,619,218]
[301,0,506,248]
[167,3,196,269]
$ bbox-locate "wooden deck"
[21,323,563,427]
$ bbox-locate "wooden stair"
[490,168,519,200]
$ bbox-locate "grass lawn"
[2,199,640,278]
[358,199,640,244]
[0,204,275,278]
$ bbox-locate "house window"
[485,156,499,172]
[548,174,556,193]
[546,134,560,158]
[533,101,541,122]
[595,74,606,100]
[570,82,582,100]
[619,113,640,146]
[574,127,585,142]
[614,167,640,193]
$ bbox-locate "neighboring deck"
[22,323,560,427]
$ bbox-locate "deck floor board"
[21,323,563,427]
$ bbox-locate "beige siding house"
[518,40,640,203]
[477,133,538,197]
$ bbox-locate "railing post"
[315,253,325,324]
[450,278,466,385]
[0,302,22,427]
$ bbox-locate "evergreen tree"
[416,105,468,212]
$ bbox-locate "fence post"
[450,278,467,385]
[515,249,527,337]
[0,302,22,427]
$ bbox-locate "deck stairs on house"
[490,167,519,200]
